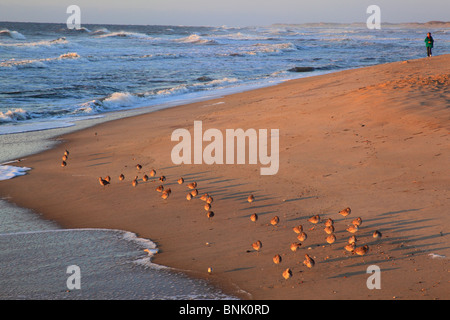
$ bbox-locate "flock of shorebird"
[63,150,382,281]
[249,204,382,280]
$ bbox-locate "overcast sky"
[0,0,448,26]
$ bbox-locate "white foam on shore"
[0,164,30,180]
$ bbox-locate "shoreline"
[1,55,449,300]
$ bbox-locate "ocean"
[0,21,449,299]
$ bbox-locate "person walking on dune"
[425,32,434,57]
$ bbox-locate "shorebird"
[142,174,148,182]
[270,216,280,227]
[206,196,213,204]
[352,217,362,226]
[98,177,109,187]
[200,193,209,201]
[354,245,369,256]
[156,185,164,192]
[373,230,382,240]
[303,254,315,268]
[250,213,258,223]
[119,174,125,181]
[346,224,359,234]
[282,268,292,280]
[339,207,351,217]
[61,160,67,167]
[326,234,336,244]
[297,232,307,242]
[132,176,138,187]
[62,155,68,161]
[164,188,171,195]
[293,225,303,234]
[159,176,166,182]
[324,225,335,234]
[324,218,334,227]
[190,189,198,197]
[204,203,211,211]
[344,242,356,252]
[290,242,301,252]
[64,149,69,157]
[105,176,111,183]
[308,215,320,224]
[161,191,170,200]
[177,177,184,184]
[348,235,357,244]
[252,240,262,253]
[187,182,197,189]
[273,254,282,265]
[149,169,156,177]
[136,164,142,170]
[186,193,192,201]
[207,267,213,274]
[207,211,214,219]
[247,194,254,203]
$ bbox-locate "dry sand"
[1,55,449,300]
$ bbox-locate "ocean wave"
[0,52,81,69]
[0,108,33,123]
[227,42,297,57]
[97,31,151,39]
[0,165,30,180]
[0,37,68,48]
[89,28,110,36]
[0,29,26,40]
[174,34,218,45]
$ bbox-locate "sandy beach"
[1,54,449,300]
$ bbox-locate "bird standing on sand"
[290,242,301,252]
[250,213,258,223]
[64,149,69,157]
[190,189,198,197]
[159,176,166,182]
[373,230,382,240]
[293,225,303,234]
[161,191,170,200]
[150,169,156,177]
[303,254,315,268]
[178,177,184,184]
[119,174,125,181]
[326,234,336,244]
[156,185,164,192]
[345,243,356,252]
[308,215,320,224]
[354,245,369,256]
[273,254,282,265]
[206,196,213,204]
[297,232,307,242]
[247,194,254,203]
[61,161,67,167]
[132,176,138,187]
[186,193,192,201]
[352,217,362,226]
[346,224,359,234]
[282,268,292,280]
[324,218,334,227]
[324,225,334,234]
[339,207,351,217]
[207,211,214,219]
[270,216,280,227]
[62,155,68,161]
[105,176,111,183]
[98,177,109,187]
[187,182,197,189]
[143,174,148,182]
[200,193,209,201]
[204,203,211,211]
[252,240,262,253]
[136,164,142,170]
[348,235,357,244]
